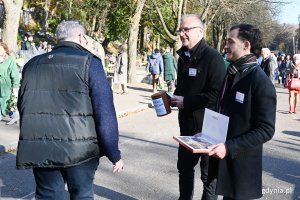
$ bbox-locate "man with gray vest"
[16,21,123,199]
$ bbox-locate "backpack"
[149,58,159,72]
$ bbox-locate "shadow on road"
[276,110,290,114]
[120,135,178,149]
[94,184,138,200]
[263,154,300,199]
[273,139,300,147]
[127,86,152,93]
[139,95,152,100]
[287,137,300,142]
[276,91,289,94]
[282,130,300,137]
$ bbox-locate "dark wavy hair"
[230,24,263,58]
[154,48,160,53]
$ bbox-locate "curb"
[117,104,150,118]
[0,105,150,155]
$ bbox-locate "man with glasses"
[16,20,123,199]
[171,14,226,200]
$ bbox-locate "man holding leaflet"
[208,24,276,199]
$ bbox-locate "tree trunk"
[90,15,97,36]
[152,37,156,51]
[128,0,146,83]
[139,21,145,51]
[216,23,224,52]
[157,35,160,50]
[43,0,51,32]
[2,0,23,52]
[68,0,73,19]
[173,37,182,60]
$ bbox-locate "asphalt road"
[0,86,299,199]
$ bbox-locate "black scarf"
[227,54,257,75]
[217,54,257,113]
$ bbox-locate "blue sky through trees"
[278,0,300,24]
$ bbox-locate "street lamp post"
[293,36,295,55]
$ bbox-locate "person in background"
[162,47,177,92]
[208,23,276,199]
[171,14,226,200]
[37,41,48,53]
[288,54,300,114]
[16,20,123,199]
[282,55,293,83]
[25,35,37,53]
[257,55,263,66]
[271,53,279,82]
[146,48,164,93]
[260,48,277,84]
[222,52,230,69]
[277,55,283,84]
[37,41,43,51]
[0,42,20,122]
[46,44,52,52]
[21,36,27,50]
[114,45,128,94]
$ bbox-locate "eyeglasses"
[82,34,88,45]
[176,26,202,34]
[79,33,88,45]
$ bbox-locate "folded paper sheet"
[173,108,229,153]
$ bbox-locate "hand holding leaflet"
[173,108,229,153]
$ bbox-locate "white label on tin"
[153,97,167,116]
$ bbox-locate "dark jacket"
[214,64,276,199]
[174,39,226,134]
[17,42,101,169]
[162,52,177,81]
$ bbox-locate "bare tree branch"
[151,0,177,40]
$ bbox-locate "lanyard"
[217,74,229,113]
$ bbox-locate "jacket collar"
[53,41,91,54]
[231,62,257,89]
[176,38,208,62]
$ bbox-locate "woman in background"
[288,54,300,113]
[0,42,20,121]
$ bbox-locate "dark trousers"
[33,158,99,200]
[177,146,217,200]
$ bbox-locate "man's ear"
[244,41,251,51]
